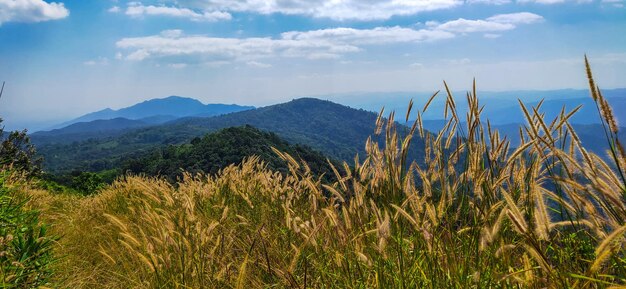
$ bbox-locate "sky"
[0,0,625,130]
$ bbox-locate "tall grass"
[13,59,626,288]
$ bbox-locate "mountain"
[420,120,625,157]
[36,118,148,135]
[31,117,154,144]
[48,96,254,130]
[482,97,626,125]
[36,98,420,173]
[327,88,626,125]
[122,125,340,183]
[31,115,186,144]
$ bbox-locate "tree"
[0,82,42,176]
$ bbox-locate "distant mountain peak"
[43,96,254,132]
[290,97,331,103]
[142,95,202,103]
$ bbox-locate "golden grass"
[9,59,626,288]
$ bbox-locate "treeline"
[35,98,386,173]
[44,126,340,195]
[121,125,340,183]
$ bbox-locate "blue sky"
[0,0,625,130]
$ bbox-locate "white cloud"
[517,0,592,4]
[116,31,361,62]
[466,0,512,4]
[84,57,110,66]
[108,5,120,13]
[483,33,501,38]
[126,49,150,61]
[125,2,231,22]
[518,0,564,3]
[246,61,272,68]
[281,27,455,45]
[410,62,424,68]
[119,0,590,21]
[0,0,69,25]
[434,18,515,33]
[486,12,544,24]
[203,61,230,67]
[168,63,187,69]
[172,0,464,21]
[115,12,543,65]
[433,12,543,33]
[160,29,183,38]
[116,26,457,64]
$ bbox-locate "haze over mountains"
[31,96,254,143]
[48,96,254,129]
[325,88,626,125]
[29,88,625,174]
[35,98,395,173]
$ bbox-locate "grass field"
[2,58,625,288]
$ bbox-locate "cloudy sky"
[0,0,625,130]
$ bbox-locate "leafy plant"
[0,173,56,288]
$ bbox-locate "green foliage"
[41,170,116,196]
[60,172,105,196]
[0,174,56,288]
[0,122,41,177]
[122,125,340,183]
[36,98,421,173]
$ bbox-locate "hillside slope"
[122,125,339,182]
[37,98,405,173]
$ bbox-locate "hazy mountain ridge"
[36,98,406,173]
[33,89,625,144]
[33,95,622,174]
[420,120,626,156]
[32,118,156,144]
[47,96,254,130]
[327,88,626,125]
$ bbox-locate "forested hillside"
[36,98,416,173]
[122,126,340,182]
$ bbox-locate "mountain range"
[31,91,625,174]
[35,98,401,173]
[47,96,254,129]
[326,88,626,125]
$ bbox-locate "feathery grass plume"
[598,88,619,134]
[405,98,414,122]
[590,224,626,274]
[422,90,440,113]
[585,55,599,101]
[375,107,385,135]
[235,255,249,289]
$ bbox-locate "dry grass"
[11,60,626,288]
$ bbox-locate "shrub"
[0,173,56,288]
